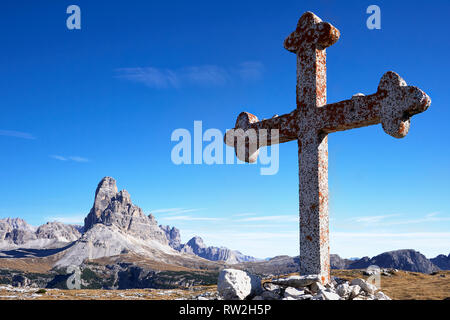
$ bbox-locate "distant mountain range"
[159,227,259,264]
[0,177,258,266]
[0,177,448,278]
[237,250,448,276]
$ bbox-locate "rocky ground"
[0,269,448,300]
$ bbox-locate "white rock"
[263,283,280,291]
[350,278,377,295]
[336,283,350,298]
[261,290,280,300]
[310,281,326,294]
[375,291,391,300]
[349,285,361,299]
[217,269,262,300]
[312,293,324,300]
[320,290,341,300]
[282,296,296,300]
[270,275,320,288]
[284,287,305,299]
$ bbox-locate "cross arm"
[318,71,431,138]
[224,109,298,162]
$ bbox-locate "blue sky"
[0,0,449,259]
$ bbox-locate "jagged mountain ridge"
[430,253,450,270]
[50,177,257,267]
[0,218,81,250]
[236,249,444,276]
[53,177,193,267]
[0,177,257,265]
[159,226,259,264]
[347,249,439,273]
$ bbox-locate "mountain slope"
[0,218,80,250]
[347,249,439,273]
[54,177,188,267]
[430,254,450,270]
[160,226,259,264]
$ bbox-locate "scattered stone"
[270,274,320,288]
[310,281,326,294]
[350,278,377,295]
[349,285,361,299]
[12,275,30,288]
[284,287,305,299]
[216,270,391,301]
[217,269,262,300]
[320,290,341,300]
[261,290,281,300]
[336,283,350,298]
[375,291,391,300]
[312,293,324,300]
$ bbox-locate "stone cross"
[224,12,431,284]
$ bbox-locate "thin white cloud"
[116,65,228,88]
[350,212,450,227]
[68,156,89,163]
[116,62,263,89]
[159,215,225,222]
[150,208,202,215]
[333,232,450,238]
[116,67,179,88]
[50,155,68,161]
[183,65,229,85]
[50,155,89,163]
[235,61,264,80]
[236,215,298,222]
[232,213,257,217]
[351,214,401,224]
[0,130,36,140]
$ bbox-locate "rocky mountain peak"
[347,249,439,273]
[83,177,168,244]
[187,236,206,249]
[84,177,118,230]
[114,190,131,205]
[430,253,450,270]
[160,225,182,250]
[35,222,81,242]
[0,218,35,232]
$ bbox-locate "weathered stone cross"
[224,12,431,284]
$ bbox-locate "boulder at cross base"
[217,269,262,300]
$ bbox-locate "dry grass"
[0,285,217,300]
[0,256,56,273]
[0,267,448,300]
[331,269,450,300]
